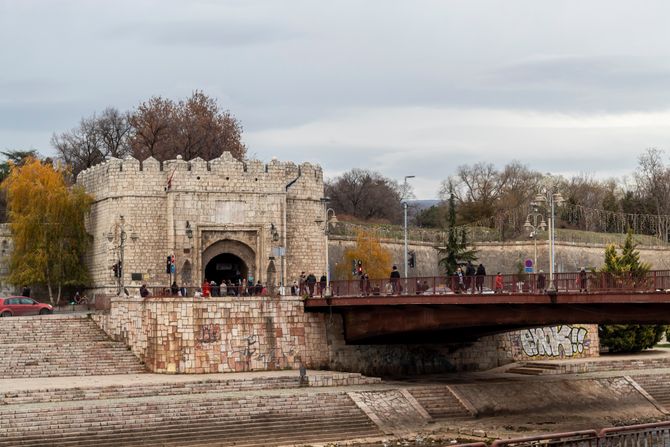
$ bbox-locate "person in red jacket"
[494,272,504,294]
[201,279,211,297]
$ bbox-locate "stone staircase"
[1,373,380,405]
[507,357,670,376]
[632,374,670,411]
[408,385,472,420]
[0,390,383,447]
[0,314,145,377]
[506,362,564,375]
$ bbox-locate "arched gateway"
[202,239,256,285]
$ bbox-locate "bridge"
[304,270,670,344]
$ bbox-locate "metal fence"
[452,421,670,447]
[328,270,670,298]
[330,222,668,247]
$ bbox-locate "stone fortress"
[77,152,327,295]
[71,152,600,375]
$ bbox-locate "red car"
[0,297,54,317]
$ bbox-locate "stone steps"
[0,392,382,447]
[2,379,302,405]
[633,374,670,409]
[408,386,471,420]
[1,415,377,447]
[0,314,145,377]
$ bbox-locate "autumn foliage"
[1,158,92,304]
[335,229,392,280]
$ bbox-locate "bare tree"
[635,148,670,216]
[325,169,403,223]
[52,107,131,179]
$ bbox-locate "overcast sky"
[2,0,670,198]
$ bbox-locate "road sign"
[525,259,533,268]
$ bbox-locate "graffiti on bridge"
[520,325,589,357]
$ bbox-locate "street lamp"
[106,215,137,296]
[403,175,415,280]
[316,198,338,296]
[533,189,565,291]
[523,205,547,274]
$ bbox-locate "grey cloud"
[104,19,300,48]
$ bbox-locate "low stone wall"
[94,296,600,376]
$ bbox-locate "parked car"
[0,297,54,317]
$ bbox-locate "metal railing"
[327,270,670,297]
[451,421,670,447]
[91,269,670,303]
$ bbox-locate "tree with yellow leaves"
[335,229,392,280]
[2,158,92,304]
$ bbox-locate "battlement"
[77,152,324,200]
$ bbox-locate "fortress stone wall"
[327,238,670,279]
[94,296,599,375]
[76,153,326,295]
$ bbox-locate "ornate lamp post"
[533,189,565,291]
[316,198,338,296]
[106,215,138,295]
[523,205,547,273]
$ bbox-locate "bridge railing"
[451,421,670,447]
[328,270,670,297]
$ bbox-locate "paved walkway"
[0,369,361,393]
[4,349,670,394]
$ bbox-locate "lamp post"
[403,175,415,280]
[106,216,138,295]
[270,223,282,294]
[316,199,337,296]
[523,205,547,273]
[533,189,564,291]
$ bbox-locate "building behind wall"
[76,152,326,296]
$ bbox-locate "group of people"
[292,272,327,298]
[196,278,268,298]
[452,261,489,293]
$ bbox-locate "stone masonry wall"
[328,236,440,279]
[329,237,670,280]
[94,296,600,376]
[77,153,325,296]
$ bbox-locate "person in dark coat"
[319,274,327,297]
[475,263,486,293]
[579,267,588,292]
[465,261,476,293]
[537,270,547,293]
[390,265,401,294]
[306,273,317,298]
[21,285,30,297]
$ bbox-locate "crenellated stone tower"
[77,152,326,295]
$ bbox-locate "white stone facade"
[77,153,326,295]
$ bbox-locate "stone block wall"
[328,237,440,279]
[94,296,600,376]
[76,153,326,295]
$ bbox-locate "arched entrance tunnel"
[204,253,248,285]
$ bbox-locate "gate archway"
[202,239,256,285]
[204,253,248,285]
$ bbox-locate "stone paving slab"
[0,370,374,394]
